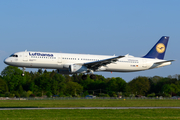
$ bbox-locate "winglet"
[143,36,169,59]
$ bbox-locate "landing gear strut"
[21,67,26,77]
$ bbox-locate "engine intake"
[69,64,87,73]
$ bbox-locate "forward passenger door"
[23,52,28,61]
[58,55,62,63]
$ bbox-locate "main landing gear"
[81,74,96,80]
[90,74,96,79]
[21,67,26,77]
[82,75,87,80]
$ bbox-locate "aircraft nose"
[4,58,10,65]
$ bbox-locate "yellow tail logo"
[156,43,165,53]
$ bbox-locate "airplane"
[4,36,174,80]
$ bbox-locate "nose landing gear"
[21,67,26,77]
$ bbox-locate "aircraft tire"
[90,74,96,79]
[82,75,87,80]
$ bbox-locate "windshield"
[10,54,18,57]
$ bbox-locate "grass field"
[0,99,180,108]
[0,109,180,120]
[1,99,180,120]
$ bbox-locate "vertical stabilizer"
[143,36,169,59]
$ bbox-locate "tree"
[18,85,24,96]
[46,91,52,97]
[107,77,127,92]
[128,76,150,95]
[34,72,51,96]
[149,76,162,94]
[0,78,8,93]
[1,66,25,92]
[51,74,66,95]
[79,76,94,90]
[170,84,180,95]
[1,66,22,77]
[38,69,43,74]
[65,81,83,96]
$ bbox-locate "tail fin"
[143,36,169,59]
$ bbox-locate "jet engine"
[69,64,88,73]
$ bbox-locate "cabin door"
[142,59,147,68]
[23,52,28,61]
[58,55,62,63]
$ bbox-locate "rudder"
[143,36,169,59]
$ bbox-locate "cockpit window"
[10,54,18,57]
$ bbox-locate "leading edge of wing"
[83,56,124,70]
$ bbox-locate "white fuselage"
[4,51,172,73]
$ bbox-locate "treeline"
[0,66,180,98]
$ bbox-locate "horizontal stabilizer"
[154,60,175,64]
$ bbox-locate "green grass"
[1,100,180,120]
[0,109,180,120]
[0,99,180,108]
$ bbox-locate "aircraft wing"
[82,56,124,71]
[154,60,175,64]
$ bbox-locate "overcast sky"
[0,0,179,81]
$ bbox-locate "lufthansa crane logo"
[156,43,165,53]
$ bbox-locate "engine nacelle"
[69,64,88,73]
[57,69,71,74]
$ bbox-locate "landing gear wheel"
[90,74,96,79]
[82,75,87,80]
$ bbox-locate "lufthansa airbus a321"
[4,36,174,80]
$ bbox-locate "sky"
[0,0,179,82]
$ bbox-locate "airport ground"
[0,99,180,107]
[1,109,180,120]
[0,99,180,119]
